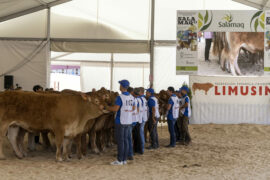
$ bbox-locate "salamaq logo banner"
[193,10,265,32]
[218,13,244,29]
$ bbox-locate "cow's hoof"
[63,157,71,162]
[56,157,63,162]
[93,149,99,154]
[22,152,28,157]
[77,155,85,160]
[15,154,24,159]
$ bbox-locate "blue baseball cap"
[181,86,189,93]
[146,88,155,94]
[118,79,130,89]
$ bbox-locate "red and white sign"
[189,75,270,124]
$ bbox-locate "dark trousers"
[167,119,176,146]
[174,121,181,141]
[205,38,212,60]
[133,123,141,154]
[178,116,191,143]
[148,117,159,148]
[35,135,40,143]
[116,124,130,162]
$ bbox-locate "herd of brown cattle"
[0,88,170,162]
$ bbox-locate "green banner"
[176,66,198,71]
[264,67,270,71]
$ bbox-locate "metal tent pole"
[150,0,155,88]
[46,7,51,88]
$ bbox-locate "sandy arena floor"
[0,124,270,180]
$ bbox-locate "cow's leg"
[98,131,106,152]
[234,54,242,75]
[7,126,23,159]
[27,132,36,151]
[89,130,99,154]
[41,132,51,150]
[62,138,71,161]
[0,122,9,160]
[74,134,83,159]
[230,61,237,76]
[81,133,87,156]
[54,134,63,162]
[17,128,27,157]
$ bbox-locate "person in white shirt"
[138,87,148,154]
[106,80,134,165]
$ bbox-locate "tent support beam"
[46,7,51,88]
[150,0,155,88]
[0,0,71,23]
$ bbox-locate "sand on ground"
[1,124,270,180]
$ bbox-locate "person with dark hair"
[146,88,160,149]
[128,88,141,160]
[138,87,148,154]
[33,85,43,92]
[106,80,134,165]
[179,86,192,145]
[166,87,179,148]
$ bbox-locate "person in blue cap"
[175,88,184,141]
[165,87,179,148]
[106,79,135,165]
[146,88,160,149]
[179,86,192,145]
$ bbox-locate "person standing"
[176,89,184,141]
[132,88,141,155]
[179,86,192,145]
[204,32,213,62]
[166,87,180,148]
[127,87,139,160]
[107,80,134,165]
[146,88,160,149]
[138,87,148,154]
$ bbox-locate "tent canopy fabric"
[0,0,71,22]
[233,0,270,9]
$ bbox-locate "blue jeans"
[139,121,145,153]
[116,124,130,162]
[167,119,176,146]
[127,124,134,157]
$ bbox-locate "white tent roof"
[233,0,270,9]
[0,0,71,22]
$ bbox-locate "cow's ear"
[81,93,88,101]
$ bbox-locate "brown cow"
[192,83,214,95]
[0,91,106,161]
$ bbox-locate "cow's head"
[85,92,110,114]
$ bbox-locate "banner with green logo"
[177,10,269,76]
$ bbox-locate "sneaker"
[128,156,134,160]
[123,161,127,165]
[165,145,175,148]
[110,160,123,165]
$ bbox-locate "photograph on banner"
[176,11,198,75]
[177,10,268,76]
[198,31,264,76]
